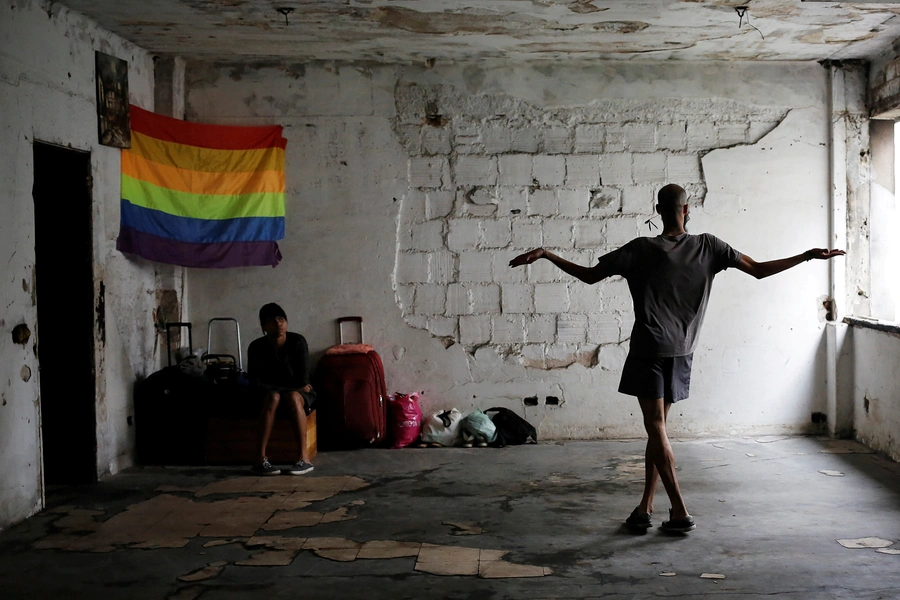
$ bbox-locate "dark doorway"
[32,142,97,485]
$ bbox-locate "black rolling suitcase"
[135,322,208,465]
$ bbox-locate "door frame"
[32,140,100,487]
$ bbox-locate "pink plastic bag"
[388,392,423,449]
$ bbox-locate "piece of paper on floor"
[443,521,483,536]
[166,586,204,600]
[700,573,726,579]
[659,571,676,577]
[177,564,224,582]
[819,470,845,477]
[203,538,247,548]
[754,436,789,444]
[875,548,900,555]
[837,537,894,549]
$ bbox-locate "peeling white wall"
[185,60,834,443]
[0,0,157,529]
[850,327,900,461]
[849,50,900,461]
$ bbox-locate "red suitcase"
[314,317,388,448]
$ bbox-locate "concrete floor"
[2,436,900,599]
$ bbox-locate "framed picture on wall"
[95,51,131,148]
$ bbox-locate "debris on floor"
[818,440,875,455]
[659,571,677,577]
[443,521,484,536]
[177,563,226,582]
[262,503,360,530]
[753,436,789,444]
[700,573,726,579]
[239,536,552,578]
[32,471,552,581]
[166,585,204,600]
[819,470,845,477]
[837,537,894,549]
[202,538,247,547]
[875,548,900,555]
[33,475,371,551]
[236,549,298,566]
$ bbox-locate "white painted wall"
[185,60,834,441]
[850,326,900,461]
[0,1,157,529]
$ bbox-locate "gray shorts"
[618,353,693,403]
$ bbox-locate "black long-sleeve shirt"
[247,332,310,390]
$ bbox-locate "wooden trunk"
[205,410,317,465]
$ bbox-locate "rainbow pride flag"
[117,105,286,268]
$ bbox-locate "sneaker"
[660,509,696,533]
[251,458,280,476]
[625,507,652,529]
[288,460,314,475]
[476,441,488,448]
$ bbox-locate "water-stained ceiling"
[57,0,900,62]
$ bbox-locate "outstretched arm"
[509,248,609,285]
[735,248,845,280]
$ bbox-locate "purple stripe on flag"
[117,226,282,268]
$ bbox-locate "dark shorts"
[618,353,693,404]
[258,386,316,416]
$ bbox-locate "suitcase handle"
[337,316,364,345]
[165,322,193,367]
[201,353,236,365]
[206,318,243,371]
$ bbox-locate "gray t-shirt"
[595,233,742,358]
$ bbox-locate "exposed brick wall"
[869,52,900,118]
[393,87,787,368]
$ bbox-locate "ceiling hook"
[276,7,294,26]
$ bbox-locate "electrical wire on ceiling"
[735,6,765,40]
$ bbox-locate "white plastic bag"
[420,408,463,447]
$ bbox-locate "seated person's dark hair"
[259,302,287,327]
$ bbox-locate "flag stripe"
[130,131,284,174]
[121,200,284,243]
[122,175,285,220]
[131,105,287,151]
[122,151,284,196]
[117,226,283,268]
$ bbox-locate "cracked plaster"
[49,0,900,63]
[35,474,553,580]
[392,82,790,368]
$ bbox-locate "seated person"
[248,303,315,476]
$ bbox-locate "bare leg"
[639,397,689,520]
[287,391,311,463]
[638,402,671,515]
[258,391,280,463]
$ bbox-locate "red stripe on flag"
[130,105,287,151]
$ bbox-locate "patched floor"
[2,437,900,599]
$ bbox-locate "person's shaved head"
[657,184,688,224]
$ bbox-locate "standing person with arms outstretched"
[509,183,844,532]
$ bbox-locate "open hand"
[509,248,545,268]
[806,248,846,260]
